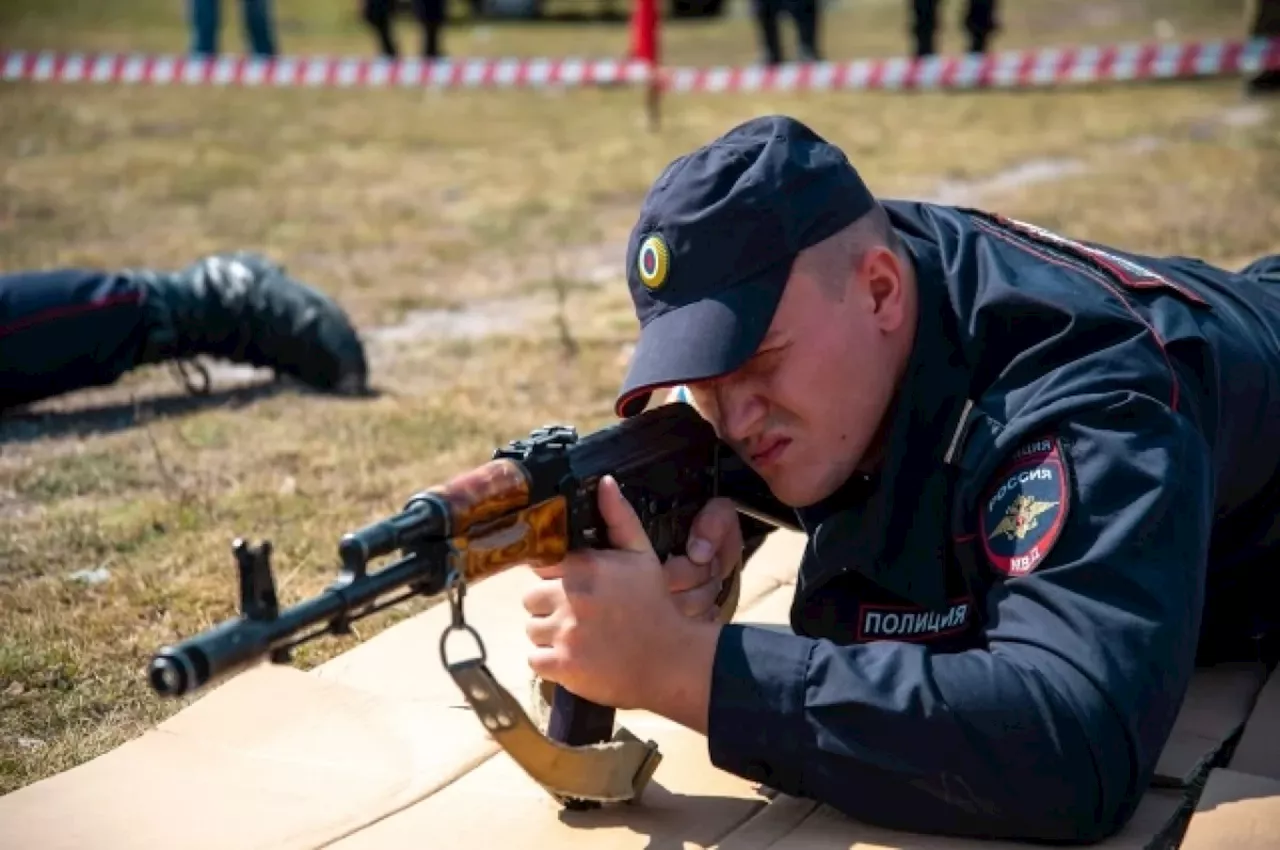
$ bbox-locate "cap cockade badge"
[637,234,670,290]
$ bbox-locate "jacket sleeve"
[705,392,1215,842]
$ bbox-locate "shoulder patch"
[980,437,1070,577]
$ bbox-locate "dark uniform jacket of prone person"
[703,201,1280,841]
[0,253,367,412]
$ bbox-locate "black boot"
[131,252,368,395]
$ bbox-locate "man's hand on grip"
[523,475,681,709]
[521,475,725,726]
[662,497,743,622]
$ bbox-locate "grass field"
[1,0,1277,797]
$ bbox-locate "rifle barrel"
[148,543,448,697]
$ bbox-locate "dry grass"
[1,0,1277,797]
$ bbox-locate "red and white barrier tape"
[665,37,1280,92]
[0,51,651,88]
[3,38,1278,92]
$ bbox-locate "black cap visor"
[615,262,789,418]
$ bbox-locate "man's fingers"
[522,580,563,617]
[670,575,724,620]
[525,614,560,647]
[664,554,718,594]
[686,497,740,564]
[530,562,565,580]
[598,475,654,555]
[527,647,563,682]
[718,546,742,581]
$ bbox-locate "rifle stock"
[147,400,798,806]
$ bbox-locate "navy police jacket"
[707,201,1280,842]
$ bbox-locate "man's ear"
[862,246,907,333]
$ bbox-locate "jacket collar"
[796,234,974,611]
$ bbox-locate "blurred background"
[1,0,1277,799]
[0,0,1262,62]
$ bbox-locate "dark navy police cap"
[615,114,877,418]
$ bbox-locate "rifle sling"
[446,660,662,803]
[446,561,743,805]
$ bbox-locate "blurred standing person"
[910,0,997,58]
[188,0,279,57]
[1245,0,1279,94]
[753,0,822,66]
[362,0,446,60]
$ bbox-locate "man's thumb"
[597,475,652,554]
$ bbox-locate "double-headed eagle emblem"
[988,494,1058,542]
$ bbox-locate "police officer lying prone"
[0,252,367,413]
[520,115,1280,842]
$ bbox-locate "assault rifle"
[147,399,798,808]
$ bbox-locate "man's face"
[685,246,911,507]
